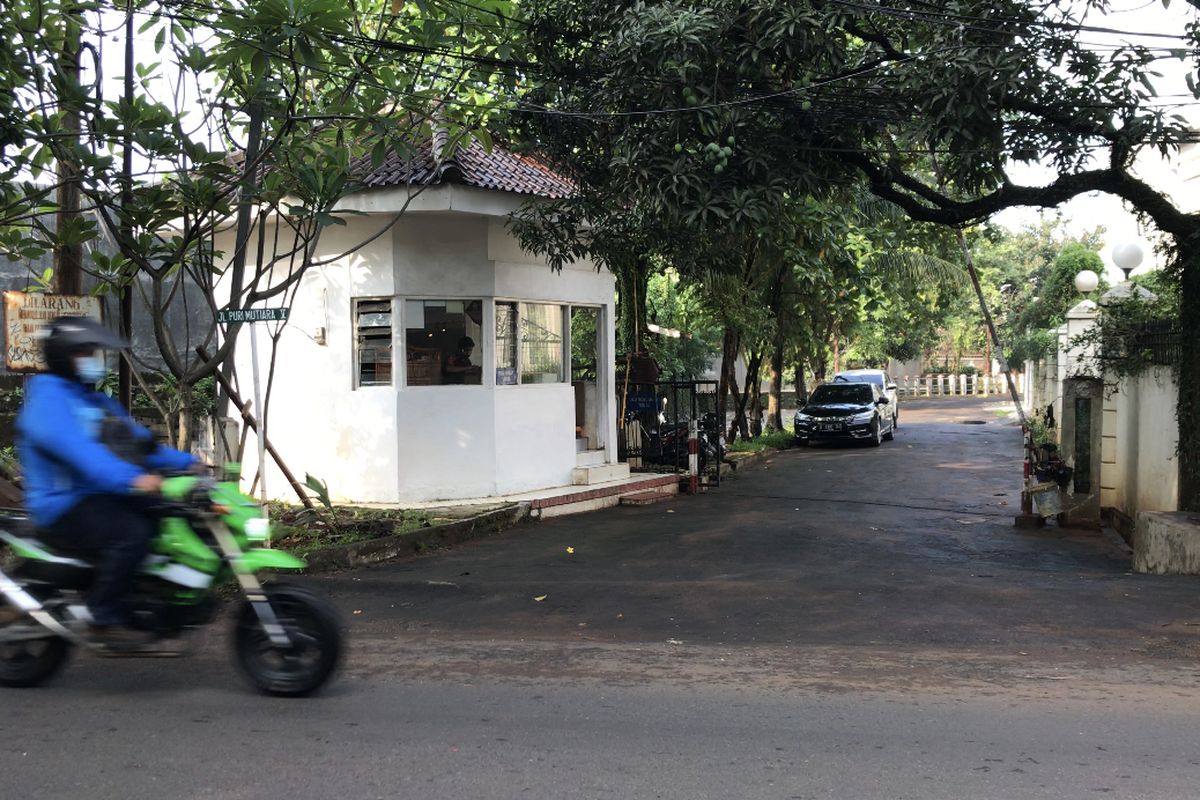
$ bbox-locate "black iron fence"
[618,380,722,484]
[1101,320,1181,368]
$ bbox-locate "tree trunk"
[767,337,784,432]
[719,325,738,441]
[53,9,83,296]
[177,382,194,453]
[748,355,763,437]
[118,2,135,408]
[732,349,762,441]
[617,258,651,355]
[795,358,808,405]
[831,326,841,374]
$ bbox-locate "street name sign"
[218,307,290,324]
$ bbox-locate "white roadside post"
[687,419,699,494]
[218,306,291,542]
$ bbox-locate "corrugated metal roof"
[351,135,574,199]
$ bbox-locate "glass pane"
[405,299,483,386]
[495,302,518,385]
[1074,396,1091,493]
[571,307,599,383]
[356,299,392,387]
[520,303,564,384]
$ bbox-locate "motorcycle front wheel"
[0,606,73,688]
[233,582,343,697]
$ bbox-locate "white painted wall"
[1029,307,1178,520]
[217,188,617,505]
[1100,367,1179,517]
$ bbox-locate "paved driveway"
[320,395,1200,689]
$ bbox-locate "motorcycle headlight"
[244,516,270,542]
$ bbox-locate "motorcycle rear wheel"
[233,582,342,697]
[0,613,73,688]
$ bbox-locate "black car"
[794,382,895,447]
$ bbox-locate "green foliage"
[1071,272,1182,380]
[727,431,794,454]
[99,372,216,421]
[304,473,333,511]
[644,269,722,379]
[1025,414,1057,449]
[968,222,1107,368]
[0,445,19,483]
[1,0,525,448]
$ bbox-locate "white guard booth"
[218,138,619,504]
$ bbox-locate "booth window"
[520,302,565,384]
[495,301,518,385]
[354,299,392,387]
[405,299,483,386]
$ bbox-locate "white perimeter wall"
[220,187,615,504]
[1101,367,1179,516]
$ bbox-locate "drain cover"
[960,420,988,425]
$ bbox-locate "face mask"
[74,354,107,385]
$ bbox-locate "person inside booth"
[442,336,481,385]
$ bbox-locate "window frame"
[352,296,395,389]
[400,296,488,389]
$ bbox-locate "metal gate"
[618,380,722,485]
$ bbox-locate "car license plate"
[819,422,841,432]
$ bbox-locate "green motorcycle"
[0,476,342,696]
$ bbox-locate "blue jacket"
[16,374,197,526]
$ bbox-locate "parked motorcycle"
[0,476,342,696]
[654,412,724,470]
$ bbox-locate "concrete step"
[575,449,607,467]
[618,491,674,507]
[529,474,678,519]
[571,463,631,485]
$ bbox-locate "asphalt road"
[5,396,1200,799]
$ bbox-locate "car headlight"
[851,411,875,424]
[795,412,812,423]
[244,516,270,542]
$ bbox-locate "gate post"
[687,419,699,495]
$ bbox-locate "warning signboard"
[3,292,103,372]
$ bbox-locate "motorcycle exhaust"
[0,566,42,614]
[0,566,86,644]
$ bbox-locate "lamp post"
[1112,241,1145,282]
[1073,269,1100,295]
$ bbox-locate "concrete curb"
[298,502,531,573]
[723,446,792,474]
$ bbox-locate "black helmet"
[41,316,127,379]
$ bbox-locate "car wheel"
[893,408,899,428]
[869,417,882,447]
[883,418,895,441]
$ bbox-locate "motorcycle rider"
[16,316,197,650]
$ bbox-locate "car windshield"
[810,384,873,404]
[836,373,883,389]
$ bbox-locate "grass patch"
[727,431,795,453]
[266,503,451,557]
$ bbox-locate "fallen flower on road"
[533,595,547,602]
[566,546,575,554]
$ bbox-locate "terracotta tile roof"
[351,135,574,199]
